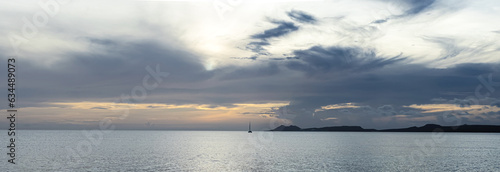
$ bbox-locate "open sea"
[2,130,500,171]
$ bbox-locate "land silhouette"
[270,124,500,133]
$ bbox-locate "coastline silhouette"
[270,124,500,133]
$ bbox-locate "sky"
[1,0,500,130]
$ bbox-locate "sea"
[2,130,500,171]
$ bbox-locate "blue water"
[2,130,500,171]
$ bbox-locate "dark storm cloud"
[284,46,406,75]
[3,37,500,129]
[491,100,500,107]
[213,40,499,116]
[11,39,212,106]
[245,62,500,128]
[287,10,317,24]
[231,45,494,109]
[4,12,499,129]
[450,63,499,76]
[216,62,281,80]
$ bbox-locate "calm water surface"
[2,130,500,171]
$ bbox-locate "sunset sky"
[1,0,500,130]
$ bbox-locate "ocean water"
[2,130,500,171]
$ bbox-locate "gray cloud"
[287,10,317,24]
[3,38,500,129]
[371,19,388,24]
[8,39,212,106]
[240,10,315,59]
[371,0,436,24]
[216,62,281,80]
[244,20,300,57]
[244,41,270,55]
[423,37,461,60]
[432,97,500,107]
[6,34,500,129]
[403,0,436,16]
[2,2,499,130]
[90,107,108,110]
[284,46,406,75]
[251,20,299,40]
[422,37,498,64]
[259,63,500,128]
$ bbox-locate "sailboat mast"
[248,121,252,133]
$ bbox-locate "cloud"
[315,103,360,112]
[7,38,500,129]
[287,10,317,24]
[216,62,281,80]
[421,36,500,67]
[371,0,436,24]
[231,56,258,60]
[431,97,500,108]
[90,107,108,110]
[240,17,303,59]
[244,41,271,55]
[265,62,500,128]
[9,39,212,106]
[423,37,461,60]
[284,46,406,75]
[371,19,388,24]
[491,100,500,107]
[405,104,488,113]
[251,20,299,40]
[402,0,436,16]
[1,1,500,130]
[239,9,320,59]
[47,101,286,111]
[86,38,118,46]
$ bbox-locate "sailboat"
[248,122,252,133]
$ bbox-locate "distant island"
[270,124,500,133]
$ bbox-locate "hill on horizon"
[270,124,500,133]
